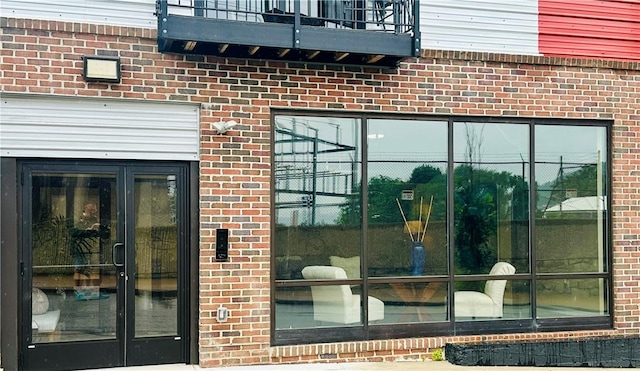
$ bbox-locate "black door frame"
[0,158,200,371]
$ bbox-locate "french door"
[23,162,190,370]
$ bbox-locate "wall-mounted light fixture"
[83,55,121,83]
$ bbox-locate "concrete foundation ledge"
[445,337,640,368]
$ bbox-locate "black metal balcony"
[156,0,420,68]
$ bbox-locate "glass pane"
[275,285,370,329]
[31,173,117,343]
[274,116,362,280]
[537,278,608,318]
[275,286,315,329]
[505,280,531,319]
[535,125,608,274]
[454,274,527,321]
[453,122,530,276]
[367,119,448,277]
[369,282,447,324]
[134,174,179,337]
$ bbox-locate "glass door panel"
[31,172,119,344]
[133,174,179,338]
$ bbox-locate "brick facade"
[2,17,640,367]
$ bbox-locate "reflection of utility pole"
[496,183,500,261]
[520,154,525,184]
[559,156,564,215]
[543,156,565,215]
[311,130,318,225]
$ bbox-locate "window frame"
[271,111,613,346]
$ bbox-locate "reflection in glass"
[31,173,117,343]
[275,286,315,329]
[535,125,607,274]
[369,282,448,324]
[453,122,530,277]
[273,114,611,341]
[274,116,362,280]
[275,284,370,329]
[134,175,179,337]
[367,119,448,277]
[537,278,608,318]
[454,278,531,321]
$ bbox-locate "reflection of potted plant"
[32,212,104,277]
[69,222,108,276]
[33,214,71,272]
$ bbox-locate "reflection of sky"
[369,121,604,185]
[453,122,530,183]
[368,119,447,165]
[275,117,607,226]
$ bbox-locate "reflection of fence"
[32,227,178,277]
[136,227,178,278]
[274,119,357,225]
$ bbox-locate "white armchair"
[32,288,61,337]
[301,265,384,324]
[454,262,516,319]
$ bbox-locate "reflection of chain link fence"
[275,158,599,227]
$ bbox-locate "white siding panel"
[421,0,540,55]
[0,95,199,161]
[1,0,156,29]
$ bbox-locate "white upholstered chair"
[301,265,384,324]
[32,288,61,337]
[454,262,516,318]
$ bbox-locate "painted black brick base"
[445,337,640,368]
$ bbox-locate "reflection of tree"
[410,165,447,221]
[337,151,528,279]
[454,164,529,276]
[454,123,528,276]
[454,164,497,275]
[337,165,446,225]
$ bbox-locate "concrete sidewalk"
[94,362,633,371]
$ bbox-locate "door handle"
[112,242,124,267]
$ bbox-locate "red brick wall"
[2,17,640,367]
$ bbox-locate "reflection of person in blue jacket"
[71,202,110,300]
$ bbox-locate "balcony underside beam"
[158,15,417,68]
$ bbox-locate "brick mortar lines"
[269,330,619,359]
[4,17,640,71]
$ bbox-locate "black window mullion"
[529,120,538,323]
[361,115,369,334]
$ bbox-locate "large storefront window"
[272,113,610,345]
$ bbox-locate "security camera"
[213,120,238,134]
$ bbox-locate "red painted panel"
[539,0,640,61]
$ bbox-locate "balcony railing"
[157,0,420,67]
